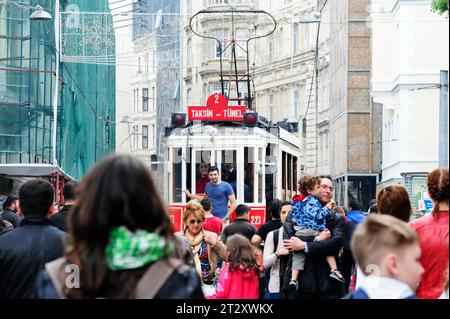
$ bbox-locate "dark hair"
[280,201,291,209]
[269,199,282,219]
[208,166,219,174]
[200,198,212,212]
[64,154,173,298]
[298,175,320,195]
[226,234,260,276]
[63,181,78,201]
[2,194,17,210]
[377,184,411,222]
[368,204,378,214]
[427,168,449,217]
[235,204,250,217]
[319,175,333,182]
[369,199,377,207]
[18,179,54,217]
[348,199,361,211]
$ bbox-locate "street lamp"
[29,5,52,20]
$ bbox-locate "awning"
[0,164,76,181]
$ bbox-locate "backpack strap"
[45,257,185,299]
[273,229,280,250]
[45,257,67,299]
[135,257,184,299]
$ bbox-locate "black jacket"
[0,208,22,228]
[51,205,73,232]
[221,218,257,243]
[282,211,346,298]
[34,261,204,299]
[0,216,65,298]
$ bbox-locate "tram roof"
[166,123,301,149]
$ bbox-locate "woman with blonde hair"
[181,200,227,294]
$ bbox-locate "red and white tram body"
[163,116,301,232]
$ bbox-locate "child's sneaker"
[288,280,298,290]
[330,270,345,283]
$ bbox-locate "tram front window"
[196,162,209,194]
[172,147,182,203]
[244,147,254,203]
[195,150,211,194]
[221,150,237,198]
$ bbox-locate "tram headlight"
[243,112,258,127]
[171,113,186,128]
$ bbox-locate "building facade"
[370,0,449,208]
[316,0,380,210]
[0,0,116,181]
[182,0,380,209]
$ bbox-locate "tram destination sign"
[188,94,246,122]
[188,105,246,121]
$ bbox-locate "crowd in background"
[0,154,448,300]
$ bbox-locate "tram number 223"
[250,215,261,225]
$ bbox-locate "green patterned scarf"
[105,226,173,271]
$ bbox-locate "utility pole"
[439,70,448,168]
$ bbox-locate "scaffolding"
[0,0,115,183]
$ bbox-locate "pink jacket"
[207,262,259,299]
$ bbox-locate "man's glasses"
[189,219,203,225]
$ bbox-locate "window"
[136,89,140,113]
[292,84,299,118]
[187,0,192,16]
[213,29,229,58]
[152,124,155,148]
[236,28,248,58]
[208,0,230,5]
[145,54,149,73]
[143,88,149,112]
[172,148,182,203]
[133,125,139,150]
[210,82,229,96]
[269,94,274,121]
[152,87,155,111]
[195,151,211,194]
[268,36,274,62]
[142,125,148,149]
[187,38,193,67]
[244,148,255,203]
[292,23,299,54]
[221,150,237,198]
[187,88,193,105]
[237,82,249,101]
[138,57,142,73]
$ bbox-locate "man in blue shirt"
[185,166,237,224]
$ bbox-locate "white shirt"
[358,275,415,299]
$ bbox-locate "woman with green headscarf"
[34,154,203,299]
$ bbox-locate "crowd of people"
[0,153,448,300]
